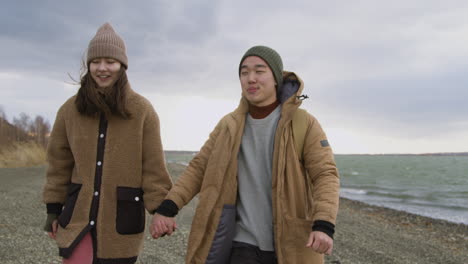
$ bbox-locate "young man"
[151,46,340,264]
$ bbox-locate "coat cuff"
[153,199,179,217]
[46,203,63,215]
[312,220,335,239]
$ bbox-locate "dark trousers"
[229,241,277,264]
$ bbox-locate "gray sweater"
[234,106,281,251]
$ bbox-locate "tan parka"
[167,72,340,264]
[43,86,172,263]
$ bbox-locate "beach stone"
[1,164,467,264]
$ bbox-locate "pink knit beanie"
[87,23,128,68]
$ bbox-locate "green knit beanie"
[239,45,284,90]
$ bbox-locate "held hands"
[150,213,177,239]
[306,231,333,255]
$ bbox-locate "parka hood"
[279,71,302,103]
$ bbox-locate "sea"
[336,155,468,225]
[165,151,468,225]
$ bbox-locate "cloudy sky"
[1,0,467,154]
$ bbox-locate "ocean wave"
[340,188,367,195]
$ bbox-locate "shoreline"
[340,197,468,229]
[339,196,468,227]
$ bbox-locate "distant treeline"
[0,106,50,149]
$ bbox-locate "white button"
[97,161,102,166]
[100,133,104,138]
[90,221,95,226]
[134,197,140,201]
[94,191,99,196]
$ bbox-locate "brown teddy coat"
[166,72,340,264]
[43,86,172,263]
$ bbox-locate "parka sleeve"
[42,106,74,209]
[166,119,223,210]
[302,115,340,224]
[141,107,173,213]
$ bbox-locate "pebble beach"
[0,164,466,264]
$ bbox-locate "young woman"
[42,22,172,264]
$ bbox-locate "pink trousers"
[62,232,93,264]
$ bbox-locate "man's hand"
[150,213,177,239]
[306,231,333,255]
[47,220,58,240]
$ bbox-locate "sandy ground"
[0,165,466,264]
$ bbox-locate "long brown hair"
[75,65,132,119]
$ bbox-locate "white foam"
[341,188,367,195]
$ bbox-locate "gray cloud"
[307,66,468,138]
[0,1,218,77]
[2,1,468,152]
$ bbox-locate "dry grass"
[0,141,46,168]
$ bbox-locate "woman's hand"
[47,219,58,240]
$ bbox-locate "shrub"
[0,141,46,168]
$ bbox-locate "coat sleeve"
[141,107,173,213]
[302,114,340,224]
[42,106,74,207]
[166,119,223,210]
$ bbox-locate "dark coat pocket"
[58,183,82,228]
[206,204,236,264]
[116,187,145,235]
